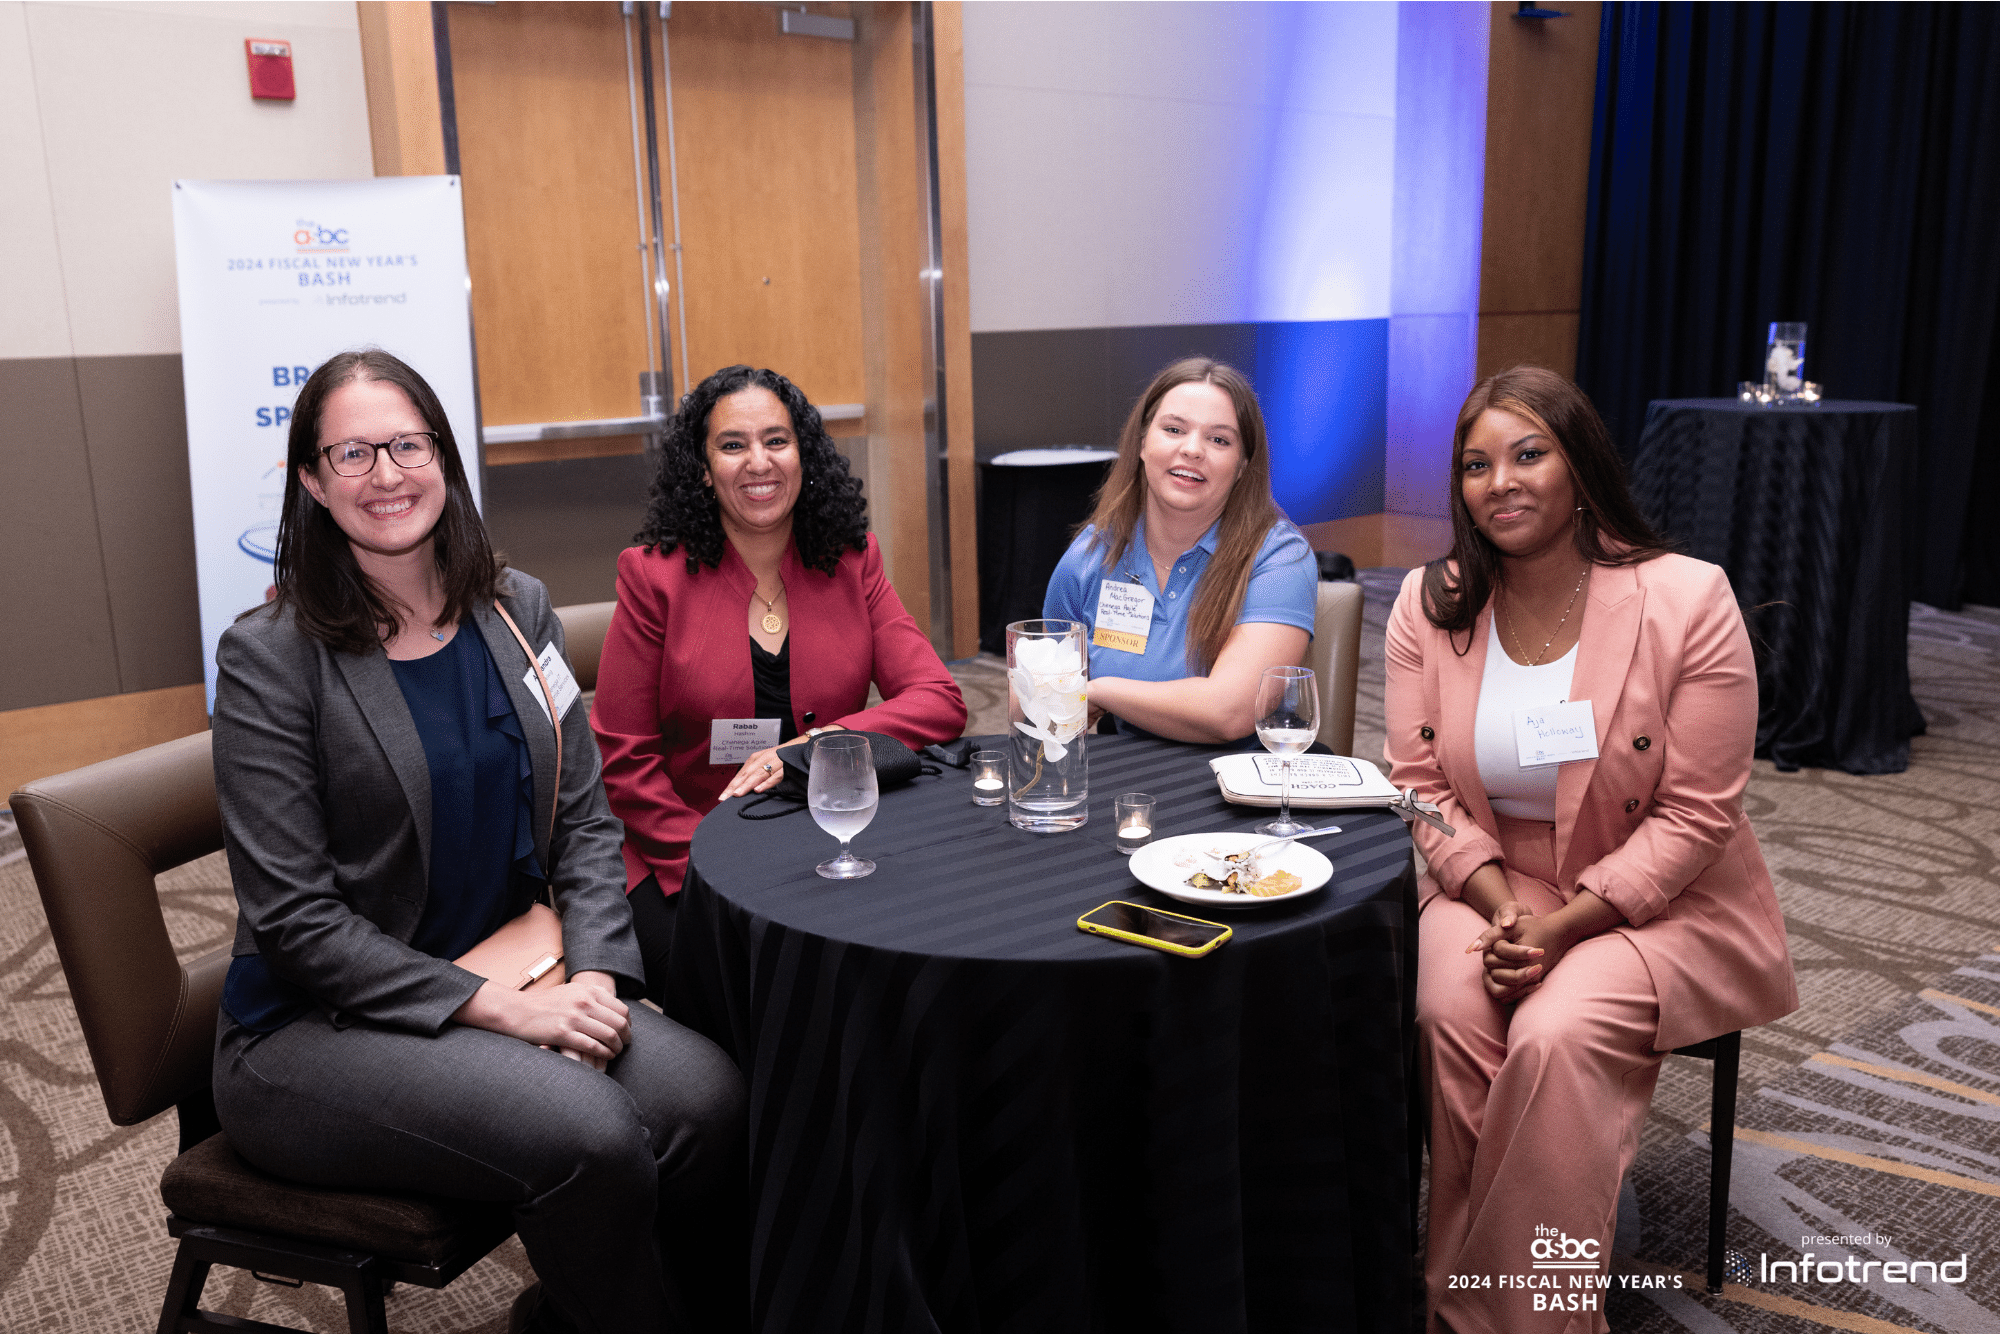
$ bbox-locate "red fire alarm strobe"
[246,39,295,101]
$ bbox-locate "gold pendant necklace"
[754,585,784,635]
[1504,566,1590,666]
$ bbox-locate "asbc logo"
[292,220,350,250]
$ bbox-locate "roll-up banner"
[171,176,478,708]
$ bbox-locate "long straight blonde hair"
[1080,358,1280,675]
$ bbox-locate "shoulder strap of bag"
[492,599,562,908]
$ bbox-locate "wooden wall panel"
[0,685,207,800]
[852,2,931,622]
[357,2,445,177]
[1476,2,1601,380]
[448,2,653,428]
[661,3,866,407]
[933,1,979,659]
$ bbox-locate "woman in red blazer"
[1385,368,1796,1334]
[592,365,966,998]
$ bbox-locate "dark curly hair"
[635,364,868,575]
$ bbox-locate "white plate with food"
[1128,832,1333,909]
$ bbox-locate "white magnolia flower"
[1011,634,1088,761]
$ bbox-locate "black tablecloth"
[665,733,1419,1334]
[977,457,1114,654]
[1629,398,1925,774]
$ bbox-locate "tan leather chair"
[12,733,510,1334]
[554,600,617,695]
[1302,579,1364,756]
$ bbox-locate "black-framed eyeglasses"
[319,432,439,477]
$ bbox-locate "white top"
[1474,614,1579,823]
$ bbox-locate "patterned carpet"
[2,577,1996,1331]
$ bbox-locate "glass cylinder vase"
[1005,619,1089,833]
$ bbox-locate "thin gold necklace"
[753,585,785,635]
[1503,566,1590,666]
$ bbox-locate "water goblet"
[809,733,878,879]
[1254,666,1318,837]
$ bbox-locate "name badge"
[1093,579,1154,654]
[710,718,782,766]
[1514,700,1598,769]
[522,642,581,724]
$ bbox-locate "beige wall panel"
[1477,312,1580,383]
[448,3,653,428]
[1300,514,1385,571]
[1478,1,1600,319]
[853,3,931,623]
[75,355,205,695]
[664,3,866,407]
[1383,512,1455,569]
[0,358,120,712]
[933,2,980,659]
[485,435,648,468]
[25,1,372,358]
[0,3,73,360]
[357,1,445,177]
[0,685,209,800]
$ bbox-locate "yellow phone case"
[1076,901,1232,958]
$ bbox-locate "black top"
[750,635,797,743]
[221,627,539,1032]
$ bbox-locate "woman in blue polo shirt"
[1043,357,1317,742]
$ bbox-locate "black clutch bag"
[737,730,942,819]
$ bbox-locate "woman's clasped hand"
[453,969,631,1069]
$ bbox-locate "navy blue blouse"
[222,626,541,1032]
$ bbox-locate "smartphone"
[1077,901,1232,958]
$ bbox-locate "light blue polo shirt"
[1042,514,1318,700]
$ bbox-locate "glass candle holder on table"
[970,749,1006,806]
[1114,793,1155,854]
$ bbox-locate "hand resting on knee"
[1458,861,1625,1003]
[453,969,631,1070]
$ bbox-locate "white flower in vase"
[1010,635,1088,762]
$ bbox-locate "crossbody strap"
[492,600,563,897]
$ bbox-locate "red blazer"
[1385,554,1797,1051]
[592,535,967,894]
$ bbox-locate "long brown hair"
[1080,357,1286,675]
[1420,366,1670,638]
[252,348,501,654]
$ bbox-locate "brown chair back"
[11,731,227,1127]
[1302,580,1364,757]
[554,600,617,694]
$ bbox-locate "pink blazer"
[1385,554,1797,1051]
[592,534,967,895]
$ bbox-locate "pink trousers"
[1418,818,1664,1334]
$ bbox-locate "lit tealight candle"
[971,750,1007,806]
[973,778,1004,791]
[1114,793,1156,853]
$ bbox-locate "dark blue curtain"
[1576,3,2000,607]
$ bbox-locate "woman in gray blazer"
[210,349,744,1333]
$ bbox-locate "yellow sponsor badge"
[1092,578,1154,654]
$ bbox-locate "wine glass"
[1254,666,1318,836]
[809,733,878,879]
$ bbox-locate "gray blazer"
[213,568,641,1034]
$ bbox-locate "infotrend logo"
[292,219,350,252]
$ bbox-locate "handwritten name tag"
[522,642,581,724]
[1092,579,1154,654]
[710,718,782,765]
[1514,700,1598,769]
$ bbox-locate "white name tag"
[522,642,581,724]
[1514,700,1598,768]
[709,718,782,765]
[1093,579,1154,654]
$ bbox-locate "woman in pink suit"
[1385,367,1796,1333]
[593,365,966,1000]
